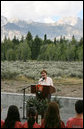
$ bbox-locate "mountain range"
[1,16,83,41]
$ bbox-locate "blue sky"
[1,1,83,23]
[77,9,83,19]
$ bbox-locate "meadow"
[1,60,83,80]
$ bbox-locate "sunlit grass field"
[1,60,83,80]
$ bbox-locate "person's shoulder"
[70,117,83,121]
[47,77,52,80]
[68,117,74,121]
[15,121,23,128]
[67,117,81,122]
[1,120,5,128]
[66,117,75,127]
[66,117,74,123]
[33,122,41,128]
[23,121,28,128]
[66,117,73,128]
[1,120,4,124]
[61,121,65,128]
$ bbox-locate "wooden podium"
[31,84,56,99]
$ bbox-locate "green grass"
[1,60,83,80]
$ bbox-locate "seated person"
[2,105,23,128]
[66,100,83,128]
[41,102,65,128]
[23,107,40,128]
[1,120,4,128]
[1,107,4,128]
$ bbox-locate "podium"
[31,84,56,99]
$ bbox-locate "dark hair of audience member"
[3,105,20,128]
[44,102,61,128]
[27,107,37,128]
[75,100,83,114]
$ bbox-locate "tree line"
[1,32,83,61]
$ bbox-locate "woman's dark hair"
[44,102,61,128]
[75,100,83,114]
[27,107,37,128]
[41,70,47,75]
[3,105,20,128]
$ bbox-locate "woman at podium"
[38,70,53,86]
[38,70,54,100]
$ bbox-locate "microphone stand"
[21,86,31,119]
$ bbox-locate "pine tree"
[54,37,57,45]
[26,31,33,41]
[44,34,47,41]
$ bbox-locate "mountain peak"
[9,18,19,23]
[56,16,80,26]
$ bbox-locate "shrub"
[1,71,19,79]
[26,96,61,118]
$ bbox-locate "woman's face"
[41,72,47,79]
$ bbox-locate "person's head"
[44,102,61,128]
[3,105,20,128]
[75,100,83,114]
[41,70,47,79]
[27,107,37,128]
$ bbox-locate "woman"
[23,107,40,128]
[41,102,65,128]
[38,70,56,101]
[2,105,23,128]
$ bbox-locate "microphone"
[39,77,45,84]
[41,77,45,82]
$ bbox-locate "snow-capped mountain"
[1,16,8,27]
[1,16,83,41]
[56,16,78,26]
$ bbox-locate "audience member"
[1,120,4,128]
[23,107,40,128]
[41,102,65,128]
[1,106,4,128]
[2,105,23,128]
[66,100,83,128]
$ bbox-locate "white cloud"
[1,1,83,23]
[43,17,55,23]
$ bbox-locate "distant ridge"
[1,16,83,41]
